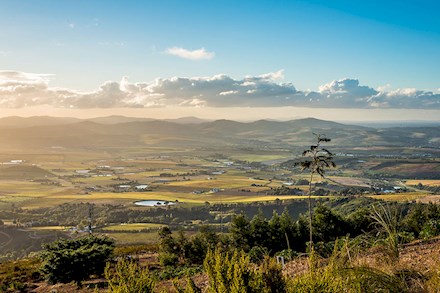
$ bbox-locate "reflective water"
[134,200,176,206]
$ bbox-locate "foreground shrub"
[39,235,114,286]
[155,265,203,280]
[204,249,287,293]
[173,276,202,293]
[259,256,287,293]
[105,258,155,293]
[290,240,407,293]
[0,258,41,292]
[248,246,268,264]
[158,252,179,266]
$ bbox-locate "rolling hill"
[0,116,437,150]
[0,165,55,180]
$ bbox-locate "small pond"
[134,200,176,207]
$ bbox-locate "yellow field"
[405,180,440,187]
[103,223,165,231]
[28,226,67,231]
[230,154,288,162]
[3,148,434,212]
[25,190,329,206]
[369,192,430,202]
[328,176,370,187]
[0,180,67,196]
[104,232,160,245]
[167,177,269,189]
[106,231,197,245]
[19,197,134,209]
[0,180,79,208]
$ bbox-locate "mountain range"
[0,116,438,150]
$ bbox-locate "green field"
[103,223,165,231]
[230,154,289,162]
[0,118,439,264]
[1,144,438,216]
[27,226,67,231]
[102,232,159,245]
[369,192,430,202]
[1,149,433,210]
[104,231,197,245]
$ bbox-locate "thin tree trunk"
[308,171,314,252]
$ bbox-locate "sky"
[0,0,439,121]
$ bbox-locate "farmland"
[0,116,439,259]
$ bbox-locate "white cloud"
[165,47,215,60]
[258,69,284,81]
[68,22,75,29]
[219,90,239,96]
[316,78,379,108]
[371,88,440,108]
[0,71,53,85]
[0,70,438,109]
[377,84,392,92]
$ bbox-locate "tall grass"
[289,238,406,292]
[370,203,401,263]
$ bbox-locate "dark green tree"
[183,225,219,264]
[40,236,115,286]
[296,133,336,251]
[250,209,271,248]
[158,226,180,266]
[230,214,252,251]
[312,204,348,243]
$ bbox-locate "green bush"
[105,258,155,293]
[275,249,297,261]
[0,258,41,292]
[204,249,287,293]
[156,265,203,280]
[248,246,268,264]
[258,256,287,293]
[420,219,440,240]
[39,235,115,286]
[158,252,179,266]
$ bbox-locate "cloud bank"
[165,47,215,60]
[0,70,439,109]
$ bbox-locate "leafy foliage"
[105,258,155,293]
[402,202,440,239]
[203,249,287,293]
[0,258,41,292]
[298,134,335,177]
[39,236,114,286]
[158,225,225,266]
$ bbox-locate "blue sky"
[0,0,439,120]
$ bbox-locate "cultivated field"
[0,122,438,255]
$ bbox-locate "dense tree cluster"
[158,201,440,264]
[267,186,304,195]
